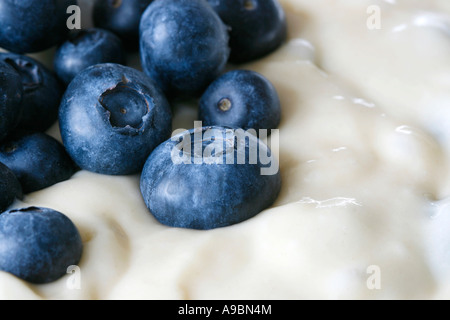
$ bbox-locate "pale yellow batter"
[1,0,450,300]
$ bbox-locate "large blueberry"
[207,0,287,63]
[0,163,22,213]
[199,70,281,132]
[0,0,77,53]
[54,28,125,85]
[0,207,83,284]
[140,0,230,96]
[93,0,154,49]
[0,132,76,194]
[140,126,281,230]
[0,53,64,132]
[59,63,172,175]
[0,61,23,142]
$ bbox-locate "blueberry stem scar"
[218,98,232,112]
[111,0,122,9]
[244,0,256,10]
[3,144,17,153]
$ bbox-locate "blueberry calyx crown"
[7,207,44,214]
[173,127,236,159]
[99,79,153,134]
[4,58,42,92]
[171,126,270,164]
[69,29,103,46]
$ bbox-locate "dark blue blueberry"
[0,163,22,213]
[0,0,78,54]
[0,132,76,194]
[207,0,287,63]
[140,0,230,96]
[0,207,83,284]
[0,61,23,142]
[0,53,64,132]
[140,126,281,230]
[54,28,125,86]
[199,70,281,132]
[93,0,154,50]
[59,63,172,175]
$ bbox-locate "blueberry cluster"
[0,0,286,284]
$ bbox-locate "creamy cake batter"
[1,0,450,299]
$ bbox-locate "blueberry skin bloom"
[0,207,83,284]
[0,132,76,194]
[0,163,22,213]
[199,70,281,132]
[59,63,172,175]
[140,127,281,230]
[0,61,23,142]
[93,0,154,49]
[0,53,64,132]
[140,0,230,96]
[54,28,125,86]
[207,0,287,63]
[0,0,77,54]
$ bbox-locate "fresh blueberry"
[59,63,172,175]
[199,70,281,133]
[93,0,154,49]
[140,126,281,230]
[0,53,64,132]
[207,0,287,63]
[0,132,76,194]
[140,0,230,96]
[0,0,78,53]
[0,61,23,142]
[0,163,22,213]
[0,207,83,284]
[54,28,125,86]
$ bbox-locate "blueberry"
[59,63,172,175]
[0,132,76,194]
[140,126,281,230]
[0,163,22,213]
[199,70,281,132]
[93,0,154,50]
[207,0,287,63]
[0,0,78,53]
[0,207,83,284]
[54,28,125,86]
[0,53,64,132]
[140,0,230,96]
[0,61,23,142]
